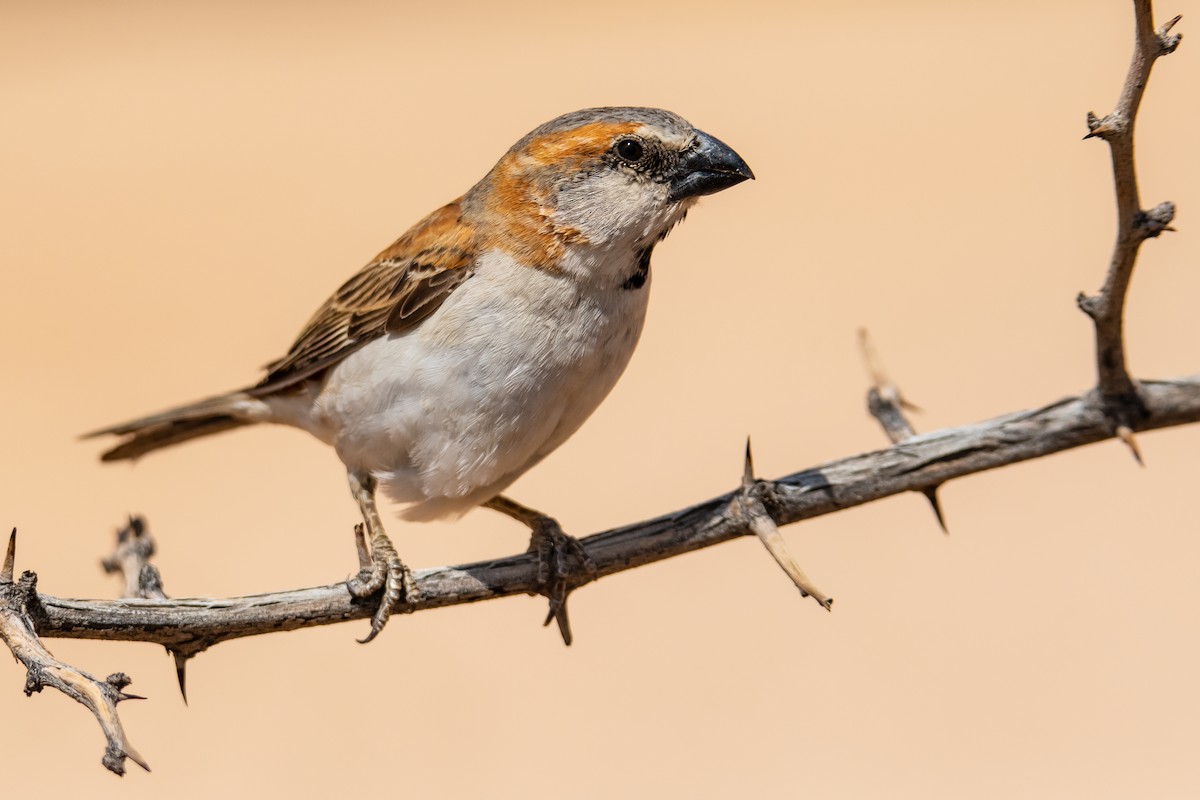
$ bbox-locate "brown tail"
[84,391,260,462]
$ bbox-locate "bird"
[86,107,754,644]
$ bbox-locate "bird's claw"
[528,519,595,646]
[346,524,419,643]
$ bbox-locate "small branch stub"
[1158,14,1184,53]
[100,517,198,702]
[858,329,949,532]
[740,441,833,610]
[102,516,167,601]
[1137,201,1176,239]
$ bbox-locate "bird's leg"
[483,495,595,646]
[344,471,418,643]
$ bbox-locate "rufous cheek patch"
[476,123,639,270]
[477,162,569,270]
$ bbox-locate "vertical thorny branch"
[1080,4,1182,442]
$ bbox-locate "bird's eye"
[615,138,645,163]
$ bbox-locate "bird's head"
[466,107,753,276]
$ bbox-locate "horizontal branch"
[26,375,1200,651]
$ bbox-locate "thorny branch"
[0,0,1189,776]
[22,377,1200,645]
[1079,1,1183,439]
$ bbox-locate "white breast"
[272,248,651,520]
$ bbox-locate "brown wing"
[255,199,476,393]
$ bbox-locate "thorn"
[171,650,190,704]
[1115,426,1144,466]
[543,604,573,646]
[742,437,755,489]
[125,746,151,773]
[2,529,15,583]
[921,488,949,534]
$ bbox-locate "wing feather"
[255,199,476,393]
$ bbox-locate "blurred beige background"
[2,0,1198,796]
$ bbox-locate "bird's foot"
[527,516,596,646]
[346,524,420,643]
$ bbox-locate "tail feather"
[84,390,262,462]
[98,416,252,461]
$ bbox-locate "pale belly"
[271,253,650,520]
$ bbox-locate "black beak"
[668,129,754,202]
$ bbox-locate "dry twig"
[859,328,948,532]
[0,531,149,775]
[738,441,833,609]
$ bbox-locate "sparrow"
[87,107,754,644]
